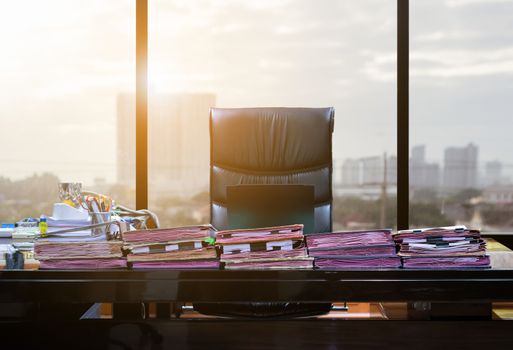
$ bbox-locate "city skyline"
[2,138,513,190]
[1,0,512,185]
[338,143,512,189]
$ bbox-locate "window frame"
[134,0,411,229]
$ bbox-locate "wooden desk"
[2,266,513,303]
[1,238,513,348]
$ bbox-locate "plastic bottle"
[39,216,48,237]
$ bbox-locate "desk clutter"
[1,182,157,270]
[3,224,492,271]
[0,182,491,271]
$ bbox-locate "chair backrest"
[210,107,335,233]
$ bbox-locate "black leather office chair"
[210,107,334,233]
[195,107,334,318]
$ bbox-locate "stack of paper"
[44,217,95,241]
[122,225,219,269]
[0,224,15,238]
[39,204,94,241]
[306,230,401,269]
[34,241,126,269]
[393,226,490,269]
[216,224,313,270]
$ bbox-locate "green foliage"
[333,196,397,229]
[410,202,452,227]
[411,188,438,203]
[446,188,482,204]
[481,204,513,227]
[0,173,60,222]
[0,173,507,231]
[333,195,453,229]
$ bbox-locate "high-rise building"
[484,161,503,186]
[410,145,440,188]
[117,93,216,196]
[423,163,441,188]
[443,143,478,189]
[411,145,426,164]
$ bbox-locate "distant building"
[423,163,441,188]
[410,145,440,188]
[411,144,426,164]
[387,156,397,185]
[117,93,216,196]
[443,143,478,189]
[361,156,382,185]
[483,185,513,204]
[358,155,396,185]
[341,159,361,186]
[332,159,343,187]
[484,161,503,186]
[337,154,397,199]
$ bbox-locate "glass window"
[0,1,135,222]
[149,0,396,229]
[411,0,513,231]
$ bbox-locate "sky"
[0,0,512,185]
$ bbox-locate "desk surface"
[2,239,513,303]
[2,267,513,303]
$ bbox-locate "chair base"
[193,302,332,319]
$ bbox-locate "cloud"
[364,47,513,81]
[446,0,513,7]
[361,51,396,82]
[414,60,513,78]
[413,47,513,78]
[415,30,481,42]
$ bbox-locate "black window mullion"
[397,0,410,230]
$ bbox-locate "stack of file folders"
[34,241,126,269]
[122,225,219,269]
[393,226,490,269]
[306,229,401,269]
[216,224,313,270]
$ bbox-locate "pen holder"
[90,212,112,236]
